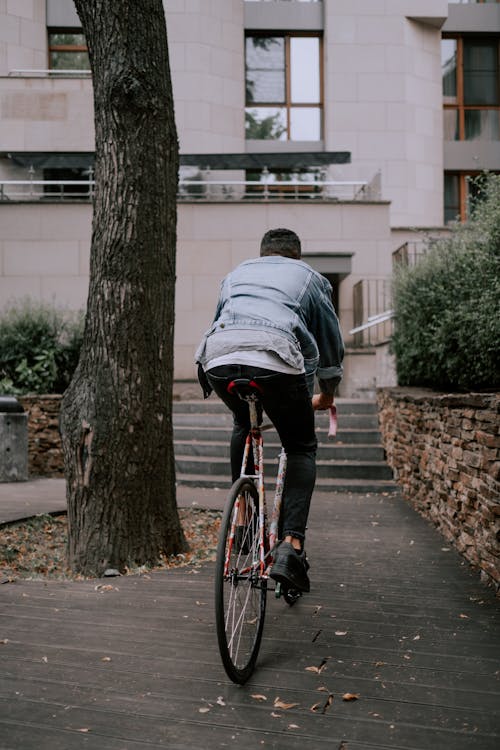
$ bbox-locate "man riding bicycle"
[196,228,344,593]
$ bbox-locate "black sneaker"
[270,541,310,593]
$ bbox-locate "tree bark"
[60,0,186,576]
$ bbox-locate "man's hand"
[312,392,334,411]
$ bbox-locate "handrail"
[349,310,394,335]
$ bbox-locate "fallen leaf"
[317,686,330,692]
[288,724,300,729]
[101,656,112,662]
[251,694,267,702]
[216,696,226,706]
[271,712,281,718]
[335,630,348,636]
[310,702,323,712]
[198,707,210,714]
[77,728,90,733]
[459,614,469,619]
[274,697,299,710]
[0,639,9,645]
[42,656,48,663]
[374,661,385,667]
[413,635,421,641]
[342,693,360,701]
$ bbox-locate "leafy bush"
[0,299,84,395]
[392,173,500,392]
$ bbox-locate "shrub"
[392,173,500,392]
[0,299,84,395]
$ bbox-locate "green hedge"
[0,299,84,395]
[392,174,500,392]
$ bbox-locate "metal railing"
[392,241,429,267]
[0,178,379,203]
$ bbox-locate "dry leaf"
[310,702,323,712]
[459,613,469,619]
[101,656,111,662]
[198,707,210,714]
[271,712,281,718]
[374,661,385,667]
[251,694,267,702]
[0,639,9,645]
[274,697,299,710]
[216,696,226,706]
[288,724,300,729]
[342,693,360,701]
[335,630,348,636]
[317,686,330,692]
[42,656,48,663]
[77,728,90,733]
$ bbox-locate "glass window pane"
[49,33,86,46]
[245,107,287,140]
[290,107,321,140]
[444,174,460,224]
[443,109,459,140]
[50,50,90,70]
[246,70,285,103]
[290,37,320,104]
[465,109,500,140]
[442,39,457,104]
[246,37,285,104]
[463,41,499,105]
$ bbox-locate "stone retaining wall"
[377,387,499,590]
[19,395,64,477]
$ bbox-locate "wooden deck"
[1,490,499,749]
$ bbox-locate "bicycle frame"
[225,395,286,581]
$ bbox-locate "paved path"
[0,480,499,749]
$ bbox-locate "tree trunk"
[60,0,186,576]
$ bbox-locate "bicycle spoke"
[215,477,266,684]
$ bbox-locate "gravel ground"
[0,507,221,581]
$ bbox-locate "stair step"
[173,413,380,429]
[173,398,378,415]
[175,455,393,480]
[176,474,398,494]
[174,440,386,462]
[174,425,383,444]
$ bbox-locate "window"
[444,171,500,223]
[245,33,323,141]
[442,35,500,142]
[448,1,499,4]
[48,32,89,71]
[43,167,92,199]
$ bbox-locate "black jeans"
[206,364,317,543]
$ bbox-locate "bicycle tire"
[215,477,267,684]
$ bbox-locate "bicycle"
[214,377,338,684]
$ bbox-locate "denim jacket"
[195,256,344,396]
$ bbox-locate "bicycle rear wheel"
[215,477,266,684]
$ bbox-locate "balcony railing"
[0,177,380,203]
[392,241,429,267]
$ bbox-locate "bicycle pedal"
[274,582,282,599]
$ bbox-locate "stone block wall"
[19,395,63,477]
[377,387,500,590]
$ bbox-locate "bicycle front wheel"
[215,477,266,684]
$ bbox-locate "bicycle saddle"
[227,378,263,399]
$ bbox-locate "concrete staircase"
[173,398,397,494]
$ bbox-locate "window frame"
[442,34,500,141]
[245,30,324,141]
[48,29,89,71]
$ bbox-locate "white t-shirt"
[206,349,304,375]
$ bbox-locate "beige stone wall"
[377,388,500,590]
[324,0,446,228]
[0,199,393,394]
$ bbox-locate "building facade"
[0,0,499,395]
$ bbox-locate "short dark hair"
[260,228,301,259]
